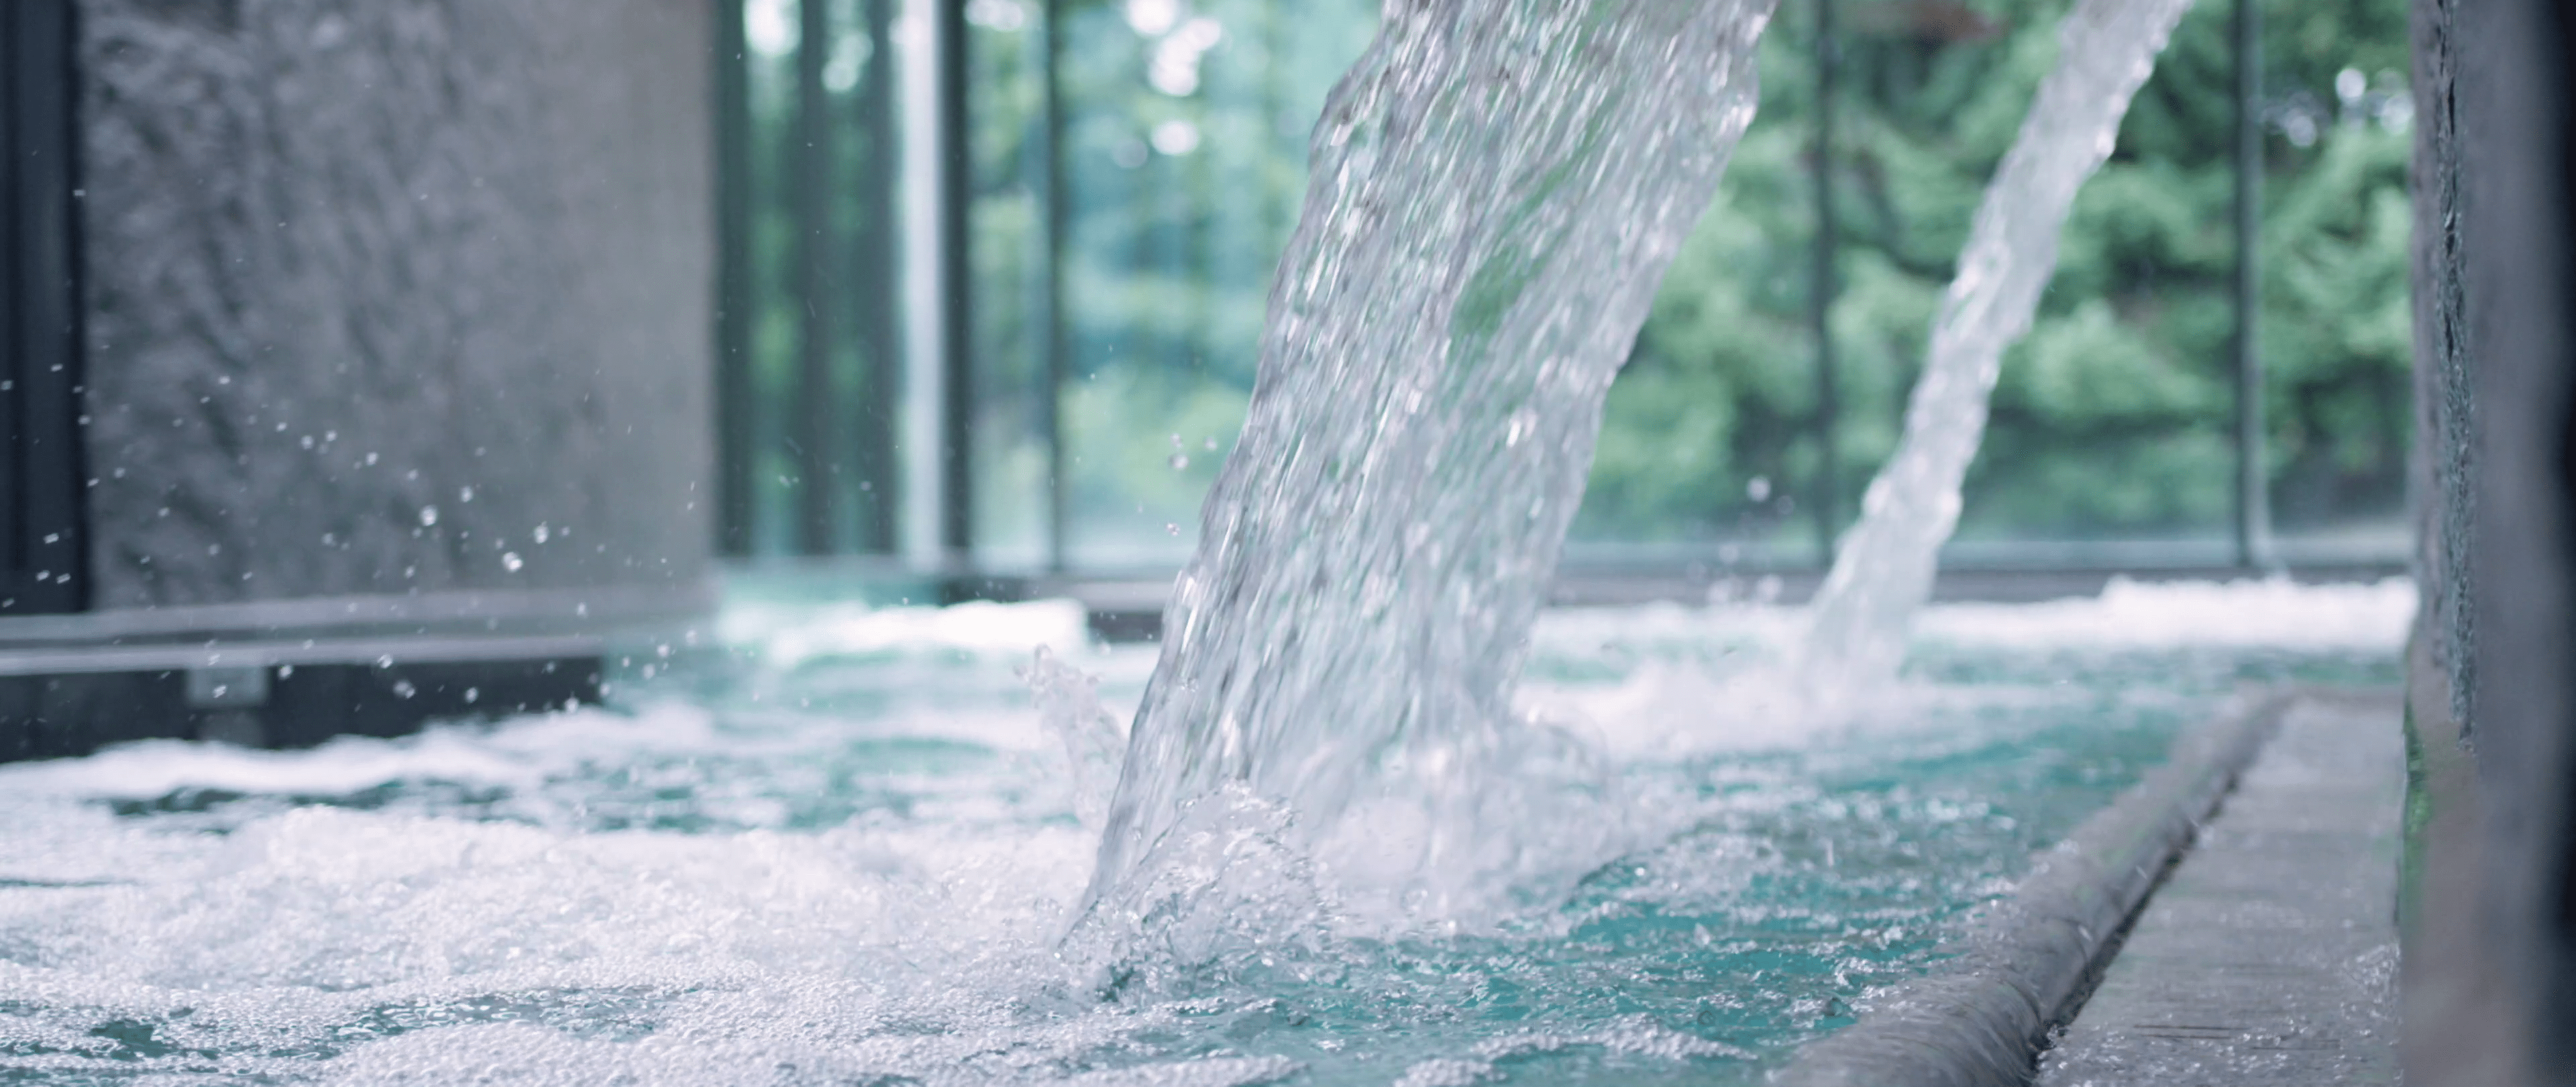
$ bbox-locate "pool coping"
[1770,688,2301,1087]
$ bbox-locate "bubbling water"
[1085,0,1778,943]
[0,588,2409,1084]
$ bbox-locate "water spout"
[1080,0,1778,932]
[1797,0,2198,699]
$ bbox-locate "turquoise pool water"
[0,580,2407,1085]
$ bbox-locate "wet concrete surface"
[2037,692,2402,1086]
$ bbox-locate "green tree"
[1581,0,2414,556]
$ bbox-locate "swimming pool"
[0,578,2408,1085]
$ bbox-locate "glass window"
[722,0,2416,579]
[1570,21,1826,572]
[967,0,1053,570]
[733,0,903,559]
[1053,0,1376,570]
[2257,0,2415,564]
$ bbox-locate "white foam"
[1915,576,2416,652]
[0,797,1124,1082]
[1519,578,2408,759]
[1530,576,2416,658]
[0,585,2406,1082]
[722,598,1095,670]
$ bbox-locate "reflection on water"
[0,582,2406,1085]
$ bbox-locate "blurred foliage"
[1582,0,2415,550]
[735,0,2414,564]
[1040,0,1375,564]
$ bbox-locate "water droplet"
[1125,0,1177,36]
[419,505,439,527]
[1151,119,1201,154]
[464,686,479,705]
[1201,437,1218,452]
[1169,454,1190,470]
[1746,476,1771,502]
[391,680,416,699]
[533,523,550,544]
[501,552,523,572]
[278,665,293,678]
[458,486,474,503]
[1165,523,1181,536]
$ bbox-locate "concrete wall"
[73,0,712,610]
[2404,0,2576,1080]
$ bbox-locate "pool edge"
[1769,688,2302,1087]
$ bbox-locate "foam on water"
[0,584,2402,1084]
[1523,576,2415,759]
[722,597,1094,670]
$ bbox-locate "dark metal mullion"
[2232,0,2272,568]
[1809,0,1842,566]
[790,0,839,556]
[856,0,900,554]
[0,1,21,578]
[1040,0,1069,572]
[712,0,755,557]
[936,0,973,560]
[11,0,83,612]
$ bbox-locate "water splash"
[1023,646,1129,831]
[1797,0,2198,698]
[1082,0,1776,935]
[0,588,2394,1083]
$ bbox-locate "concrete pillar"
[0,0,716,758]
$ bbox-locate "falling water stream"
[1797,0,2200,696]
[1083,0,1774,944]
